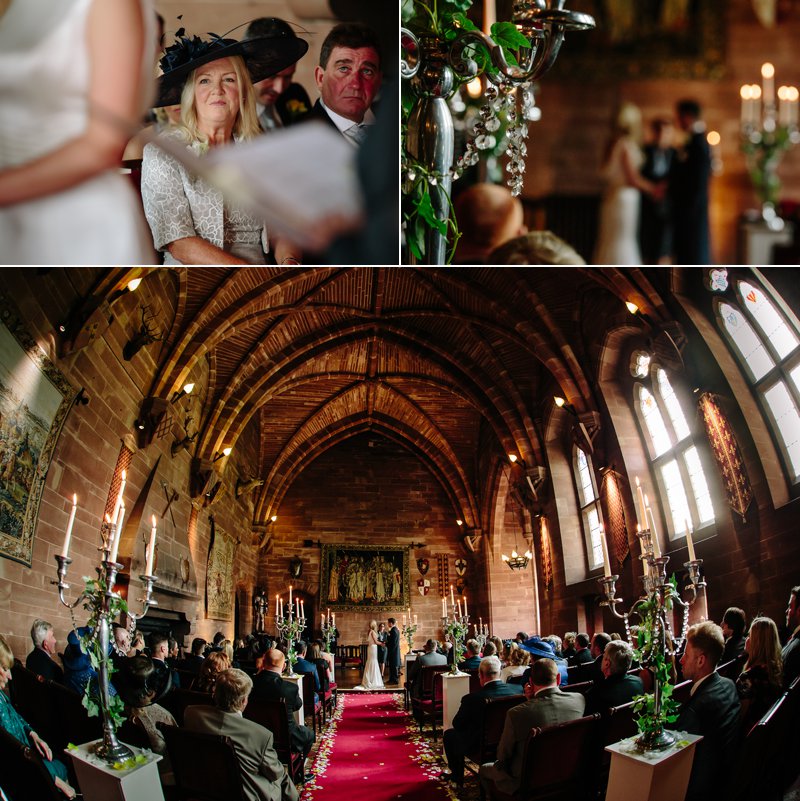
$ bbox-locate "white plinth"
[284,673,305,726]
[67,741,163,801]
[605,732,702,801]
[441,672,470,732]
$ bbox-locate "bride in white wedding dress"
[356,620,385,690]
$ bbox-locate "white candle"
[685,519,697,562]
[62,494,77,558]
[321,613,325,627]
[600,526,612,577]
[644,495,661,558]
[402,614,406,626]
[289,585,293,609]
[456,600,462,618]
[111,470,126,527]
[479,616,483,629]
[327,607,330,624]
[762,62,775,107]
[110,503,125,562]
[450,585,455,606]
[296,597,300,618]
[279,597,284,619]
[442,597,447,617]
[463,595,468,617]
[740,84,750,126]
[636,477,648,531]
[331,613,335,627]
[145,515,157,575]
[414,614,417,625]
[751,84,762,126]
[300,599,305,620]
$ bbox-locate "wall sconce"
[625,301,639,315]
[553,396,578,417]
[171,432,197,458]
[171,383,195,403]
[127,278,142,292]
[455,519,463,526]
[212,447,232,462]
[508,453,518,463]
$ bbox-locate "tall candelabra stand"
[276,614,306,675]
[52,519,156,763]
[321,619,336,654]
[597,527,706,751]
[401,0,595,264]
[442,613,469,674]
[402,623,418,651]
[473,626,488,653]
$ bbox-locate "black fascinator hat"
[115,655,173,708]
[156,26,308,107]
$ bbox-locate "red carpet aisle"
[300,693,457,801]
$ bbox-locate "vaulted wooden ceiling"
[66,267,672,532]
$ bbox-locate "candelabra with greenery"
[321,619,336,654]
[276,614,306,674]
[443,615,469,674]
[402,622,418,650]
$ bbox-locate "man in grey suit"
[480,658,585,796]
[409,638,447,690]
[185,668,298,801]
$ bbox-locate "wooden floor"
[334,663,404,691]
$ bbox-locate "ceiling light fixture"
[508,454,518,463]
[213,447,232,462]
[625,301,639,314]
[127,278,142,292]
[171,382,195,403]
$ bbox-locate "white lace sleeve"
[141,142,197,252]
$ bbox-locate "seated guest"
[479,658,585,796]
[148,631,180,689]
[182,637,207,674]
[569,633,593,666]
[116,655,176,782]
[312,639,335,681]
[518,637,568,687]
[542,634,563,658]
[141,31,304,265]
[310,23,382,147]
[26,619,64,683]
[488,637,505,664]
[500,645,530,683]
[63,626,116,699]
[441,656,522,786]
[0,634,76,798]
[309,641,335,696]
[453,184,527,264]
[590,632,612,682]
[185,668,299,801]
[584,641,643,715]
[293,641,320,699]
[191,651,231,694]
[721,607,747,664]
[458,639,482,671]
[252,648,315,761]
[410,638,447,704]
[220,638,239,667]
[562,632,577,662]
[669,622,741,801]
[736,616,783,732]
[781,585,800,688]
[482,641,498,658]
[487,229,585,265]
[167,637,181,666]
[111,624,132,672]
[514,632,529,644]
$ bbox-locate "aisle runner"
[300,693,455,801]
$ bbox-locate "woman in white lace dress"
[593,102,662,265]
[356,620,384,690]
[141,31,305,265]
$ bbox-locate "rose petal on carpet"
[300,692,453,801]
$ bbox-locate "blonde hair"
[369,620,378,632]
[509,647,531,667]
[0,633,13,669]
[178,55,261,146]
[214,668,252,712]
[221,639,234,662]
[615,102,643,141]
[745,617,783,688]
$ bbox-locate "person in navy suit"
[386,618,401,684]
[442,656,523,786]
[293,640,320,701]
[309,23,382,147]
[25,619,63,684]
[668,622,740,801]
[583,640,643,715]
[669,99,712,264]
[457,639,482,671]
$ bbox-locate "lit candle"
[276,594,280,617]
[414,614,417,625]
[740,84,751,126]
[685,519,697,562]
[321,613,325,627]
[635,477,648,531]
[109,503,125,562]
[289,585,293,609]
[145,515,157,575]
[331,613,335,627]
[779,86,790,126]
[644,495,661,558]
[111,470,127,527]
[442,597,447,617]
[327,607,330,624]
[479,616,483,630]
[62,494,77,558]
[296,597,300,618]
[600,526,612,577]
[279,597,283,619]
[456,600,462,618]
[751,84,762,126]
[450,585,455,606]
[762,62,775,108]
[463,595,468,617]
[402,614,406,626]
[300,599,305,620]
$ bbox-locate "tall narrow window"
[715,276,800,484]
[573,446,604,569]
[636,368,715,538]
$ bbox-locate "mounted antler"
[123,304,163,361]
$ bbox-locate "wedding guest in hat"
[518,636,569,686]
[244,17,311,131]
[141,28,306,265]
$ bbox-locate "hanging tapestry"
[206,517,237,620]
[437,553,449,598]
[0,294,76,566]
[539,517,553,590]
[601,470,629,569]
[698,392,752,520]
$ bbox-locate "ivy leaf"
[415,188,449,237]
[490,21,532,51]
[401,0,417,24]
[447,12,478,31]
[408,216,426,261]
[441,0,473,12]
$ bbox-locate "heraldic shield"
[417,558,429,575]
[417,578,430,595]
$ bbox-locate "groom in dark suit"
[386,618,401,685]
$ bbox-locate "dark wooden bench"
[243,695,305,785]
[464,693,526,782]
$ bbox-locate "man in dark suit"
[26,619,64,683]
[293,641,320,698]
[181,637,207,675]
[781,585,800,688]
[309,23,382,147]
[670,98,712,264]
[148,631,180,690]
[480,658,586,796]
[457,639,482,671]
[569,632,594,666]
[589,632,611,684]
[584,641,643,715]
[409,638,447,695]
[720,607,747,664]
[639,117,675,264]
[442,656,522,786]
[251,648,315,759]
[185,668,298,801]
[669,622,740,801]
[386,618,401,685]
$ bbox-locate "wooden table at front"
[605,732,703,801]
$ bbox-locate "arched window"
[636,368,715,539]
[572,445,604,570]
[715,277,800,484]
